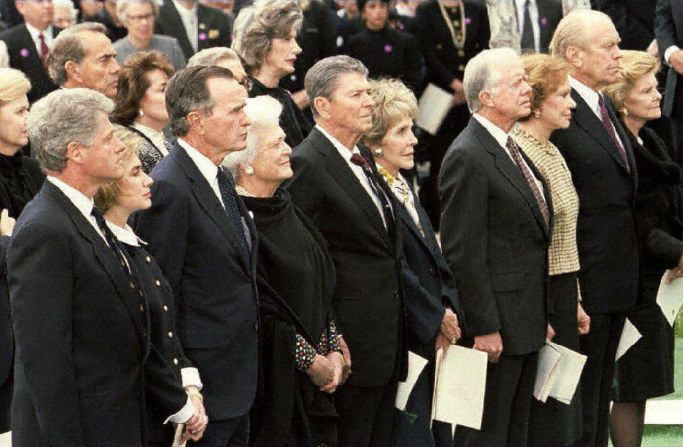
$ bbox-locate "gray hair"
[305,55,369,117]
[48,22,107,86]
[28,88,114,172]
[116,0,159,24]
[188,47,241,67]
[53,0,77,18]
[463,48,516,113]
[165,65,235,137]
[231,0,303,74]
[222,95,283,178]
[550,9,613,60]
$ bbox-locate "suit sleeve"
[144,344,189,419]
[656,0,678,58]
[439,149,500,337]
[400,257,446,346]
[8,222,86,446]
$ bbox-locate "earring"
[622,108,629,117]
[533,110,541,119]
[138,109,144,117]
[244,165,254,176]
[374,148,383,157]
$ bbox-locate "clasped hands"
[434,308,462,353]
[181,386,208,442]
[306,336,351,393]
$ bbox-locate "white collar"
[570,76,601,117]
[473,113,510,149]
[132,121,166,151]
[25,22,52,40]
[172,0,197,16]
[177,138,219,183]
[106,221,145,247]
[315,124,361,161]
[47,176,95,219]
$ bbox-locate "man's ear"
[64,60,83,85]
[187,111,204,134]
[65,141,84,166]
[313,96,331,120]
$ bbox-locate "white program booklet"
[395,351,430,411]
[615,318,642,361]
[656,274,683,326]
[416,83,453,135]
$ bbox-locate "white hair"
[222,95,283,177]
[463,47,517,113]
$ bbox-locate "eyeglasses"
[20,0,54,4]
[127,13,155,22]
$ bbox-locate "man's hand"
[306,354,335,389]
[338,336,352,384]
[181,387,208,442]
[435,332,451,353]
[440,308,461,343]
[670,49,683,75]
[291,90,310,110]
[546,323,556,341]
[577,302,591,335]
[0,209,15,237]
[665,267,683,284]
[473,331,503,363]
[450,78,464,93]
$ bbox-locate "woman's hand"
[306,354,335,389]
[0,209,16,237]
[181,386,208,442]
[338,336,352,384]
[577,302,591,335]
[321,351,344,393]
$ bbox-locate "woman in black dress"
[232,0,312,148]
[111,50,175,174]
[345,0,422,92]
[223,95,345,447]
[94,126,208,445]
[365,78,462,447]
[604,50,680,447]
[0,69,44,432]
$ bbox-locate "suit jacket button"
[145,256,151,263]
[163,305,169,312]
[155,279,161,287]
[173,358,179,365]
[168,331,173,338]
[129,281,135,289]
[139,304,144,313]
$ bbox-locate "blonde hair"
[94,125,143,212]
[0,68,31,105]
[519,54,570,121]
[363,78,417,148]
[603,50,660,114]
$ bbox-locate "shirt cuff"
[164,396,195,424]
[181,367,203,391]
[665,45,680,64]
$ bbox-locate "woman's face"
[115,154,153,213]
[250,124,292,185]
[125,2,155,43]
[363,0,389,31]
[373,117,417,175]
[138,69,170,126]
[0,95,29,154]
[264,28,302,79]
[536,79,576,131]
[623,71,661,123]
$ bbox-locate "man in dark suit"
[439,47,550,447]
[286,55,404,447]
[550,10,639,447]
[7,88,147,446]
[155,0,232,61]
[593,0,657,51]
[514,0,562,53]
[656,0,683,165]
[0,0,61,102]
[134,65,258,447]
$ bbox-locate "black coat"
[0,24,61,103]
[134,143,259,421]
[513,0,562,53]
[8,181,148,446]
[439,118,550,355]
[155,0,232,60]
[594,0,656,50]
[551,89,639,314]
[286,127,405,387]
[346,25,422,92]
[656,0,683,118]
[0,153,44,431]
[89,8,128,43]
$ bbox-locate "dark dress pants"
[453,351,539,447]
[189,413,249,447]
[579,313,625,447]
[336,381,399,447]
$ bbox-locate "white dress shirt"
[177,138,224,207]
[473,114,545,194]
[107,221,202,424]
[25,22,54,53]
[132,121,169,156]
[569,76,624,148]
[316,124,388,228]
[515,0,540,52]
[47,176,106,241]
[172,0,199,52]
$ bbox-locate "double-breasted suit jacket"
[8,181,149,446]
[134,142,260,421]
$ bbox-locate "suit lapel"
[18,26,48,77]
[160,0,194,58]
[311,129,391,247]
[473,121,548,233]
[536,0,552,50]
[571,89,631,173]
[43,182,147,342]
[173,146,252,272]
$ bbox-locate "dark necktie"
[597,94,630,170]
[38,33,49,67]
[350,153,394,233]
[216,168,250,257]
[520,0,535,51]
[506,137,550,228]
[91,207,131,273]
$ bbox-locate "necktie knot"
[350,153,371,172]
